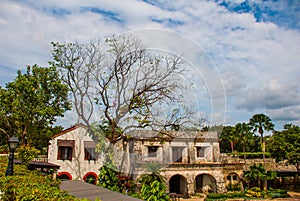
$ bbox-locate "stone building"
[112,130,244,196]
[48,125,244,196]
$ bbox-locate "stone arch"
[83,172,98,185]
[57,172,72,180]
[226,172,240,184]
[195,173,217,193]
[169,174,188,197]
[225,172,242,191]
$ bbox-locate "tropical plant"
[243,164,276,190]
[234,123,254,167]
[243,164,266,189]
[219,126,238,153]
[138,162,170,201]
[97,162,121,192]
[248,114,274,165]
[248,113,274,190]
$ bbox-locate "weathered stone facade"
[111,130,243,196]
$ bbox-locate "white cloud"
[237,79,300,110]
[0,0,299,128]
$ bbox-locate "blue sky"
[0,0,299,130]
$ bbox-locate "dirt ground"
[274,191,300,201]
[179,191,300,201]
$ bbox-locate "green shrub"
[207,193,226,199]
[207,191,245,200]
[267,188,289,198]
[226,183,241,191]
[16,144,40,165]
[0,145,8,153]
[97,162,121,192]
[268,192,282,198]
[205,198,226,201]
[0,157,80,200]
[226,191,245,198]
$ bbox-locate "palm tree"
[248,113,274,190]
[228,129,239,154]
[220,126,238,153]
[235,123,254,168]
[243,164,267,189]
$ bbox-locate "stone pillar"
[187,182,195,195]
[217,181,227,193]
[53,169,57,180]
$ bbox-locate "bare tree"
[50,41,102,127]
[50,35,194,143]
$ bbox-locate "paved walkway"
[60,180,142,201]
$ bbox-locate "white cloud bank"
[0,0,299,129]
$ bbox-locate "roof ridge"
[51,123,87,139]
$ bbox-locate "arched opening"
[226,172,241,191]
[57,172,72,180]
[195,174,217,193]
[169,174,188,197]
[83,172,98,185]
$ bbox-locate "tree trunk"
[230,142,234,153]
[243,145,247,169]
[261,135,267,191]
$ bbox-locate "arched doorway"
[83,172,98,185]
[169,174,188,197]
[57,172,72,180]
[195,174,217,193]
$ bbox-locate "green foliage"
[207,191,245,200]
[207,193,226,199]
[207,188,288,200]
[226,183,241,191]
[243,164,277,189]
[248,113,274,155]
[219,126,260,153]
[249,113,275,137]
[219,126,237,153]
[235,123,254,162]
[267,188,289,198]
[97,162,121,192]
[140,180,170,201]
[95,120,123,143]
[138,163,170,201]
[16,144,40,165]
[0,144,8,153]
[0,157,79,201]
[90,123,108,154]
[268,124,300,171]
[245,187,288,199]
[0,65,70,148]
